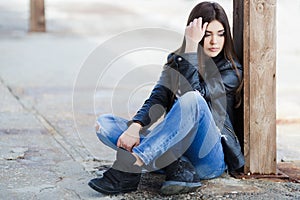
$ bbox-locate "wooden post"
[30,0,46,32]
[233,0,277,174]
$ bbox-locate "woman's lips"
[209,48,219,52]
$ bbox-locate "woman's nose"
[210,35,217,44]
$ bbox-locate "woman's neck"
[212,50,226,67]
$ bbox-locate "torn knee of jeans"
[95,123,101,132]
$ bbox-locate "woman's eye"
[218,32,225,36]
[204,31,225,37]
[204,32,211,37]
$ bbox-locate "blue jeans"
[96,91,226,179]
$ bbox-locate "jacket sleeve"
[220,61,243,123]
[132,59,175,127]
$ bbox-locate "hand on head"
[185,17,208,45]
[184,17,208,52]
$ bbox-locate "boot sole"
[160,181,202,195]
[88,180,137,195]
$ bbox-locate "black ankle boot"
[88,148,142,195]
[160,156,201,195]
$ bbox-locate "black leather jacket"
[132,52,245,171]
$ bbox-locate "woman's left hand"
[185,17,208,52]
[117,123,141,152]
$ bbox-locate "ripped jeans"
[96,91,226,179]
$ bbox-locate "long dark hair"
[174,1,243,107]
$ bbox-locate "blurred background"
[0,0,299,162]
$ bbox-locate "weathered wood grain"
[233,0,277,174]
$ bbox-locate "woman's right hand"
[185,17,208,52]
[117,122,141,152]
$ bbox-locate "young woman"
[89,1,244,195]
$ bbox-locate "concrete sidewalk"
[0,78,96,199]
[0,0,299,199]
[1,58,299,198]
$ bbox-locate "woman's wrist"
[185,40,198,53]
[131,122,142,130]
[124,122,142,137]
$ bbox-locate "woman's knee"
[95,123,100,132]
[95,114,114,135]
[180,91,205,105]
[95,113,128,136]
[96,113,114,128]
[95,114,128,148]
[96,113,114,122]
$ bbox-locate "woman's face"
[203,20,225,57]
